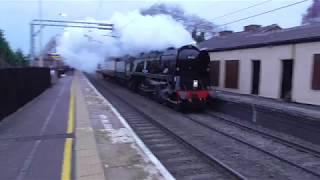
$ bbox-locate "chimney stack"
[244,24,261,32]
[219,30,233,36]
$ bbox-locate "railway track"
[206,111,320,158]
[87,75,245,180]
[185,113,320,179]
[88,74,320,179]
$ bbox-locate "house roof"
[198,24,320,52]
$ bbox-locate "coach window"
[225,60,239,89]
[312,54,320,90]
[210,61,220,86]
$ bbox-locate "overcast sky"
[0,0,312,54]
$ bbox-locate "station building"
[199,24,320,106]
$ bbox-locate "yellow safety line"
[61,138,73,180]
[61,80,75,180]
[67,83,75,134]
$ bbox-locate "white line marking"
[85,75,175,180]
[16,140,41,180]
[40,83,66,134]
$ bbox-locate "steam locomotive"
[98,45,211,110]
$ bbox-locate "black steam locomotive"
[98,45,210,110]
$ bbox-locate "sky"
[0,0,313,55]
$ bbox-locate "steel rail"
[206,111,320,158]
[184,114,320,178]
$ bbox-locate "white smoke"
[56,10,194,73]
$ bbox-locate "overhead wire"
[216,0,310,28]
[119,1,272,32]
[212,0,273,21]
[91,0,310,37]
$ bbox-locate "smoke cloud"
[56,10,194,72]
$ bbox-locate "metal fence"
[0,68,51,121]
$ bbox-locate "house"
[199,24,320,106]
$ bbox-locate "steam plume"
[56,10,194,72]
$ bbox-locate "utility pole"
[38,0,44,67]
[30,24,35,66]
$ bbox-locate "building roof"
[199,24,320,52]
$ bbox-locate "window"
[312,54,320,90]
[210,61,220,86]
[225,60,239,89]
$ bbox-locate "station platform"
[0,72,169,180]
[210,90,320,145]
[212,90,320,119]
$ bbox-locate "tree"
[15,49,29,67]
[192,28,205,43]
[141,3,218,39]
[191,28,198,42]
[302,0,320,25]
[0,30,12,60]
[0,30,16,66]
[198,32,205,43]
[0,29,29,67]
